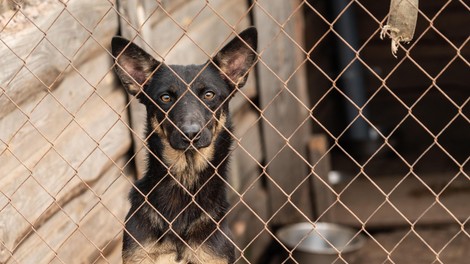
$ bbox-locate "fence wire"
[0,0,468,263]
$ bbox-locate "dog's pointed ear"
[111,37,161,96]
[212,27,257,88]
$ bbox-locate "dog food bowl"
[276,222,365,264]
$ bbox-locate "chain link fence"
[0,0,468,263]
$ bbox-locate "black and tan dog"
[111,27,257,263]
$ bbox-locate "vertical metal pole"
[330,0,370,145]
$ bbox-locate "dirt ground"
[305,169,470,264]
[353,225,470,264]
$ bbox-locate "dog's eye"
[160,94,172,103]
[204,91,215,100]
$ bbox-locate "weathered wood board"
[254,0,312,224]
[119,0,251,63]
[229,106,263,199]
[0,0,118,119]
[9,159,132,263]
[228,181,269,264]
[93,239,123,264]
[0,53,121,180]
[0,54,131,262]
[308,135,335,221]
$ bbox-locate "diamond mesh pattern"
[0,0,468,263]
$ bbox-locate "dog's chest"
[161,145,215,187]
[143,179,219,233]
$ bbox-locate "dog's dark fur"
[112,28,257,264]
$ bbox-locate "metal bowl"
[276,222,365,263]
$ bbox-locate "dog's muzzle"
[169,122,212,150]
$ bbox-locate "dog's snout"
[181,123,202,142]
[170,120,211,150]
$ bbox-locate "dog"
[112,27,257,264]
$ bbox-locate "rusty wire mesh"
[0,0,468,263]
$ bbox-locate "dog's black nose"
[181,123,202,142]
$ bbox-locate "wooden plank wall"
[0,0,132,263]
[0,0,313,263]
[254,0,313,225]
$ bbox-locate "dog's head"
[112,28,257,150]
